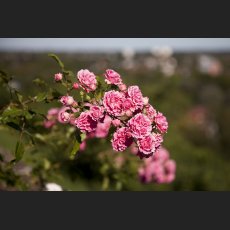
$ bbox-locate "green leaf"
[75,130,82,143]
[63,70,75,78]
[69,140,80,160]
[2,107,24,118]
[24,110,34,120]
[48,54,64,70]
[15,91,23,103]
[51,89,62,99]
[43,158,51,170]
[6,122,21,131]
[14,141,25,162]
[96,76,107,88]
[35,92,47,102]
[80,133,86,142]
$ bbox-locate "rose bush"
[0,54,175,190]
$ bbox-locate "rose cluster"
[45,68,168,158]
[138,147,176,184]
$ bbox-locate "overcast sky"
[0,38,230,52]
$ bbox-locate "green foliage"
[69,140,81,160]
[14,141,25,163]
[48,54,65,70]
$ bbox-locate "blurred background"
[0,38,230,191]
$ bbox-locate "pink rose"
[128,113,152,138]
[152,132,163,149]
[112,119,121,127]
[138,146,176,184]
[165,173,175,183]
[147,162,163,183]
[123,98,136,113]
[127,86,144,110]
[144,104,157,122]
[103,90,124,116]
[46,108,59,120]
[75,111,97,133]
[111,127,133,152]
[60,111,70,123]
[153,147,169,163]
[137,134,156,155]
[77,69,97,93]
[54,73,63,81]
[58,107,71,124]
[89,105,104,121]
[60,96,74,106]
[154,112,168,133]
[139,162,162,183]
[95,115,112,138]
[73,82,79,89]
[43,108,60,128]
[43,120,56,129]
[104,69,122,85]
[165,159,176,174]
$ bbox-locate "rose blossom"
[75,111,97,133]
[144,104,157,122]
[103,90,124,116]
[95,115,112,138]
[153,147,169,163]
[47,108,59,116]
[165,173,176,183]
[112,119,121,127]
[152,132,163,149]
[43,108,59,128]
[104,69,122,85]
[57,107,70,124]
[111,127,133,152]
[128,113,152,138]
[138,147,176,184]
[77,69,97,93]
[60,96,74,106]
[89,105,104,121]
[137,134,156,155]
[123,98,136,113]
[43,120,56,129]
[165,159,176,174]
[60,111,71,123]
[154,112,168,133]
[73,82,79,89]
[54,73,63,81]
[127,86,144,110]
